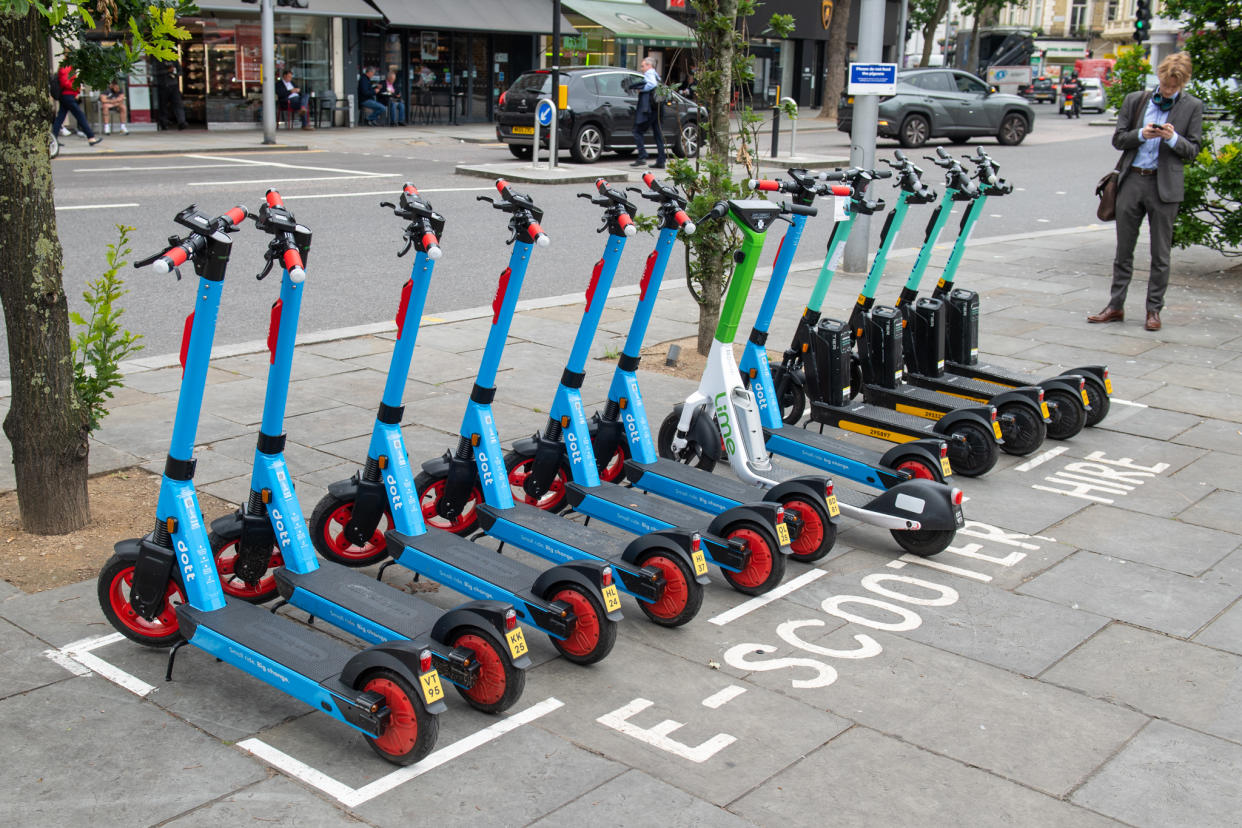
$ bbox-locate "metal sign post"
[533,98,555,169]
[780,96,798,157]
[261,0,275,144]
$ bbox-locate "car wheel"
[949,135,971,145]
[570,123,604,163]
[508,144,532,160]
[997,113,1028,146]
[899,114,930,148]
[672,121,700,158]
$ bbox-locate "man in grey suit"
[1088,52,1202,331]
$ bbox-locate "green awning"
[561,0,695,45]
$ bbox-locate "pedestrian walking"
[276,69,313,129]
[629,57,666,169]
[100,80,129,134]
[1088,52,1203,332]
[154,59,188,130]
[357,67,386,125]
[52,63,102,146]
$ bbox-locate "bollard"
[770,106,781,158]
[780,97,798,157]
[531,114,542,169]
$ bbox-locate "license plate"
[776,521,791,546]
[940,456,953,476]
[1104,378,1113,394]
[825,494,840,517]
[505,627,529,659]
[1040,402,1050,419]
[690,548,709,577]
[511,126,535,135]
[602,583,622,613]
[992,420,1003,440]
[1080,389,1090,405]
[419,670,445,705]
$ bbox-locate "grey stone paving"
[1,220,1240,824]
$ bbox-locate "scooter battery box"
[861,305,904,389]
[945,288,980,365]
[905,297,946,377]
[810,318,852,407]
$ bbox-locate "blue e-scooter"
[97,204,447,765]
[310,183,621,665]
[206,190,528,713]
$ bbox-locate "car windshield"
[1081,78,1101,88]
[511,73,551,94]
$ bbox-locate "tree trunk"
[0,7,91,534]
[695,251,724,355]
[967,12,981,73]
[818,0,851,118]
[920,0,951,66]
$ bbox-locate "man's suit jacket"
[1112,89,1203,203]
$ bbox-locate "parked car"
[1023,77,1056,104]
[495,66,703,163]
[1079,77,1105,113]
[838,67,1035,147]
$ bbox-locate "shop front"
[558,0,695,78]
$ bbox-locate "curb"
[456,162,638,184]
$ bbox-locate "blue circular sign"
[536,99,555,127]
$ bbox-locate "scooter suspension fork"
[344,455,388,547]
[440,436,478,520]
[130,519,178,620]
[235,487,276,583]
[525,417,565,499]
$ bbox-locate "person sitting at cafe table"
[276,69,312,129]
[379,71,405,126]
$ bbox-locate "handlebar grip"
[828,185,852,197]
[596,178,609,193]
[873,170,893,179]
[265,190,284,208]
[936,147,950,159]
[788,203,818,217]
[496,179,512,199]
[642,172,656,188]
[527,222,550,247]
[222,206,248,229]
[673,210,695,235]
[151,244,190,275]
[282,248,306,283]
[617,212,636,237]
[422,232,442,259]
[816,170,847,181]
[403,183,418,195]
[751,179,781,192]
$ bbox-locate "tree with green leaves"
[1160,0,1241,256]
[909,0,951,67]
[0,0,189,533]
[1105,45,1149,112]
[667,0,794,355]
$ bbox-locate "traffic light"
[1134,0,1151,42]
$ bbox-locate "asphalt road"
[7,110,1117,379]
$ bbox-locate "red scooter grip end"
[674,210,690,226]
[617,212,635,236]
[596,178,608,191]
[403,182,419,195]
[754,179,780,191]
[527,221,544,239]
[153,245,189,274]
[496,179,510,195]
[422,232,439,251]
[642,172,655,187]
[265,190,283,208]
[224,206,248,228]
[282,248,304,272]
[829,185,852,197]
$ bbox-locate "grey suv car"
[838,68,1035,148]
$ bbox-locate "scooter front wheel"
[596,444,628,483]
[945,421,999,477]
[636,552,702,627]
[450,627,526,713]
[1082,376,1111,427]
[97,554,186,648]
[415,471,483,537]
[503,451,571,513]
[209,531,282,603]
[309,493,392,568]
[892,528,955,557]
[770,365,807,425]
[778,494,836,563]
[722,522,786,595]
[997,401,1047,457]
[1044,387,1087,441]
[657,410,717,471]
[547,585,617,665]
[359,668,439,766]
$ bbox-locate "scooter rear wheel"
[1082,376,1111,427]
[1044,387,1087,440]
[636,552,702,627]
[415,471,484,537]
[359,668,439,765]
[778,494,836,563]
[503,451,571,513]
[889,455,946,484]
[450,627,525,713]
[722,522,786,595]
[309,493,392,568]
[98,554,186,648]
[997,401,1047,457]
[547,585,617,665]
[657,410,717,471]
[209,531,282,603]
[891,528,955,557]
[946,420,999,477]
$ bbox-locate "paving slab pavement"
[2,221,1241,824]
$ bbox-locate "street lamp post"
[261,0,275,143]
[842,0,885,272]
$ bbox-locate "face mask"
[1153,91,1177,111]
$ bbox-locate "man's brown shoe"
[1087,307,1124,323]
[1145,311,1161,331]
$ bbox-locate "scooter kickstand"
[164,640,188,682]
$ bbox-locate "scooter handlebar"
[750,179,782,192]
[784,201,818,217]
[222,206,248,228]
[673,210,695,235]
[282,246,306,283]
[527,222,550,246]
[692,200,729,225]
[422,231,443,259]
[151,244,190,275]
[826,184,852,197]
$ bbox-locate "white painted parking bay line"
[887,555,992,583]
[1111,398,1148,408]
[188,174,401,187]
[74,163,252,172]
[56,202,139,210]
[709,568,827,626]
[43,632,157,697]
[701,685,747,709]
[282,186,494,201]
[1015,446,1068,472]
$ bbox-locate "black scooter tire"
[997,401,1047,457]
[892,528,955,557]
[546,584,617,665]
[1082,376,1111,427]
[657,409,718,472]
[770,365,806,425]
[946,420,999,477]
[98,554,186,649]
[359,668,439,765]
[1044,387,1087,441]
[449,626,526,714]
[503,451,571,514]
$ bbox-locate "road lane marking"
[188,174,401,186]
[1111,398,1148,408]
[73,163,252,172]
[185,153,391,177]
[281,186,494,201]
[1014,446,1068,472]
[887,554,993,582]
[701,685,747,709]
[56,202,140,210]
[708,568,827,626]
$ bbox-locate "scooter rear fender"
[934,406,998,439]
[531,562,624,622]
[340,640,448,715]
[765,476,840,526]
[866,479,963,531]
[879,440,945,486]
[432,601,533,669]
[620,530,711,585]
[988,387,1045,417]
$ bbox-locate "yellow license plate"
[419,670,445,705]
[1080,389,1090,405]
[690,548,709,576]
[505,627,529,659]
[992,421,1003,440]
[1104,378,1113,394]
[602,583,622,613]
[940,456,953,476]
[1040,402,1050,419]
[511,126,535,135]
[776,522,791,546]
[825,494,840,517]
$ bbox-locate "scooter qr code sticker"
[419,670,446,705]
[505,627,529,659]
[828,242,846,272]
[825,494,840,517]
[691,548,709,576]
[940,456,953,476]
[776,522,792,546]
[602,584,623,613]
[834,196,849,222]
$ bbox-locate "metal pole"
[261,0,275,144]
[843,0,885,272]
[896,0,908,68]
[551,0,561,168]
[770,106,780,158]
[531,111,541,168]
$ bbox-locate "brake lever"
[256,251,276,281]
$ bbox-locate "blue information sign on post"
[847,63,898,95]
[536,98,555,127]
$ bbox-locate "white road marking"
[281,186,494,201]
[185,153,391,177]
[701,685,747,709]
[597,698,736,762]
[56,202,139,210]
[887,554,993,582]
[188,174,401,186]
[1014,446,1069,472]
[73,163,251,172]
[1111,398,1148,408]
[234,740,357,802]
[708,568,827,626]
[1037,218,1051,223]
[43,632,156,696]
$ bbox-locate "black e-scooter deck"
[276,566,447,642]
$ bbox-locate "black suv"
[496,66,702,163]
[1023,77,1056,104]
